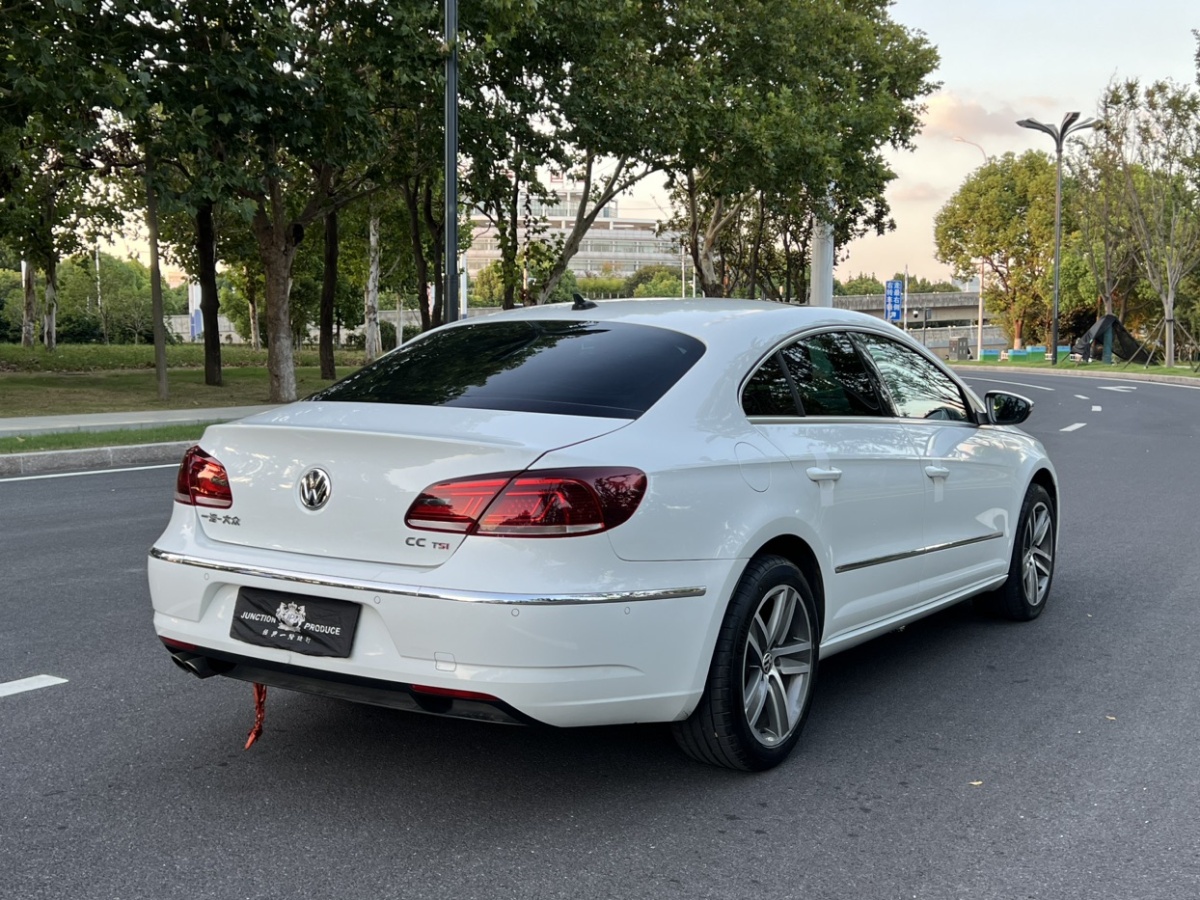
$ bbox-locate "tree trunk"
[363,213,382,362]
[253,203,300,404]
[318,208,338,380]
[402,180,432,332]
[21,262,36,348]
[685,172,740,298]
[42,255,57,351]
[694,243,723,298]
[501,194,519,310]
[247,276,261,350]
[145,162,169,400]
[1164,289,1176,367]
[747,194,766,300]
[196,200,223,386]
[423,182,444,328]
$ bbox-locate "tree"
[470,260,506,306]
[522,1,684,303]
[459,2,569,311]
[890,273,960,294]
[0,0,131,351]
[337,192,417,361]
[664,0,938,297]
[935,151,1060,348]
[0,267,24,342]
[131,1,421,401]
[632,270,683,299]
[1068,124,1140,327]
[838,273,886,295]
[1104,79,1200,367]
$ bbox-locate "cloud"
[918,91,1085,142]
[888,181,942,204]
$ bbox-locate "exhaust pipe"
[169,650,225,679]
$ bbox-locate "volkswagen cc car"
[149,299,1058,770]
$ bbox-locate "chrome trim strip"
[835,531,1005,574]
[148,547,706,606]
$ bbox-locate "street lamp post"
[1016,112,1098,365]
[443,0,460,324]
[954,137,988,358]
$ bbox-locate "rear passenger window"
[779,332,883,417]
[742,354,798,416]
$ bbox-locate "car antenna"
[572,292,597,311]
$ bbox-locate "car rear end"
[149,313,736,727]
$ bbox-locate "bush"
[380,320,397,351]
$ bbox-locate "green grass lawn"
[0,424,206,455]
[0,342,365,373]
[0,366,347,418]
[0,344,369,453]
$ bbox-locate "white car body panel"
[148,299,1058,732]
[194,404,628,567]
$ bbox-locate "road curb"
[0,441,192,478]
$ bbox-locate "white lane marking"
[1061,423,1088,432]
[0,463,178,484]
[1092,405,1102,412]
[963,377,1056,392]
[1075,394,1089,400]
[1098,385,1138,393]
[0,675,68,698]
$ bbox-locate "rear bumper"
[162,639,534,725]
[149,543,736,728]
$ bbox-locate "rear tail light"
[406,468,646,538]
[175,446,233,509]
[404,476,511,533]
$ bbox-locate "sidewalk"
[0,405,275,478]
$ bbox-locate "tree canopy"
[4,0,940,392]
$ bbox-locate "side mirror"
[982,391,1033,426]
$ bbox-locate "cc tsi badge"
[298,468,332,511]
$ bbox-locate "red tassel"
[244,683,268,750]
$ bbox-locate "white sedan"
[149,299,1057,770]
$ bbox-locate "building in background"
[465,186,682,279]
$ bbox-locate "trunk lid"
[193,402,626,568]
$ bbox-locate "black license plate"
[230,587,361,658]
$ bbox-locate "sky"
[833,0,1199,284]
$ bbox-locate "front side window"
[778,332,884,417]
[853,333,970,422]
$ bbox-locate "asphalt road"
[2,371,1198,900]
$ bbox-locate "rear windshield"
[309,319,706,418]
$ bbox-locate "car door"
[743,330,928,643]
[852,332,1016,600]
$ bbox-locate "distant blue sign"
[884,280,903,322]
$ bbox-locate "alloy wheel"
[741,584,814,747]
[1021,500,1054,607]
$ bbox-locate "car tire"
[673,555,819,771]
[983,483,1056,621]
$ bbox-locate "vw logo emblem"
[298,468,332,511]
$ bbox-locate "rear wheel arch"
[751,534,825,641]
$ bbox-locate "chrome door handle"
[806,467,842,483]
[924,465,950,480]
